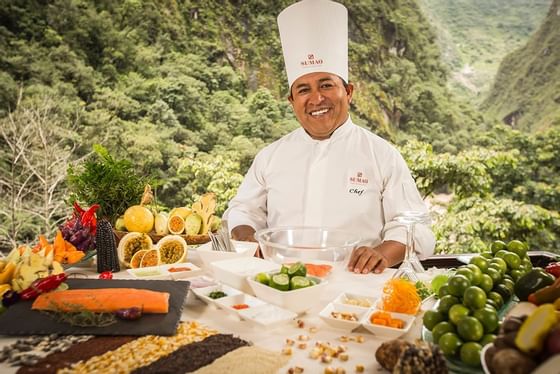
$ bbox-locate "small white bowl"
[214,293,267,317]
[246,272,327,314]
[197,240,259,268]
[210,257,280,294]
[333,292,376,311]
[238,303,298,329]
[319,302,364,332]
[361,309,415,339]
[190,284,242,306]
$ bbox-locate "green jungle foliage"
[482,0,560,131]
[0,0,558,254]
[418,0,550,104]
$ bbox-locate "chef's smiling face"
[288,72,354,140]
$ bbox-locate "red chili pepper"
[19,273,68,301]
[73,201,86,215]
[81,204,100,232]
[545,262,560,278]
[99,271,113,280]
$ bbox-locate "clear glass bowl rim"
[254,226,362,252]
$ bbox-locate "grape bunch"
[59,202,100,251]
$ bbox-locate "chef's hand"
[347,246,388,274]
[347,240,406,274]
[231,225,263,258]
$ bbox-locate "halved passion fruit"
[157,235,188,264]
[117,232,153,268]
[167,215,185,235]
[140,249,160,267]
[129,249,149,269]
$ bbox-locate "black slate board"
[0,279,189,336]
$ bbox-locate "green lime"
[480,333,497,347]
[488,263,505,277]
[466,264,483,286]
[438,284,451,298]
[463,286,487,310]
[485,267,502,284]
[507,240,528,258]
[490,240,507,255]
[493,283,513,302]
[290,275,311,290]
[438,295,460,314]
[460,342,482,367]
[270,273,290,291]
[494,250,508,259]
[455,268,474,283]
[473,307,499,334]
[423,310,446,331]
[469,256,489,273]
[478,274,493,293]
[490,258,507,274]
[255,272,271,285]
[501,278,515,293]
[449,304,470,325]
[432,321,456,344]
[487,291,504,309]
[431,274,450,295]
[288,262,307,278]
[503,252,521,270]
[457,316,484,342]
[438,332,463,357]
[522,257,533,269]
[447,275,471,297]
[485,300,498,312]
[481,252,493,259]
[510,269,525,282]
[280,265,289,274]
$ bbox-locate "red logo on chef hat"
[349,171,368,185]
[301,53,324,68]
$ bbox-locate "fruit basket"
[112,230,211,246]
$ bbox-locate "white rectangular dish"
[210,257,280,294]
[214,293,267,318]
[238,304,298,330]
[246,272,327,314]
[126,263,203,280]
[197,240,259,268]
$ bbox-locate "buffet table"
[0,250,432,374]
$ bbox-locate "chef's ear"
[346,82,354,103]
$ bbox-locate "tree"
[0,90,81,250]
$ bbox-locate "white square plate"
[238,303,298,330]
[126,263,203,280]
[361,309,415,339]
[214,293,267,318]
[190,284,243,306]
[318,302,364,332]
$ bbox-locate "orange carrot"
[32,288,170,314]
[380,278,421,315]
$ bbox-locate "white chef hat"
[277,0,348,89]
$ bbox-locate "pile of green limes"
[423,239,532,368]
[254,262,317,291]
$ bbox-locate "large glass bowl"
[254,227,361,273]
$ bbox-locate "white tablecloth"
[0,250,431,373]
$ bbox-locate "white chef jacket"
[224,117,435,258]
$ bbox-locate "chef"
[224,0,435,274]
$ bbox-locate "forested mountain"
[418,0,550,104]
[1,0,558,254]
[482,0,560,131]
